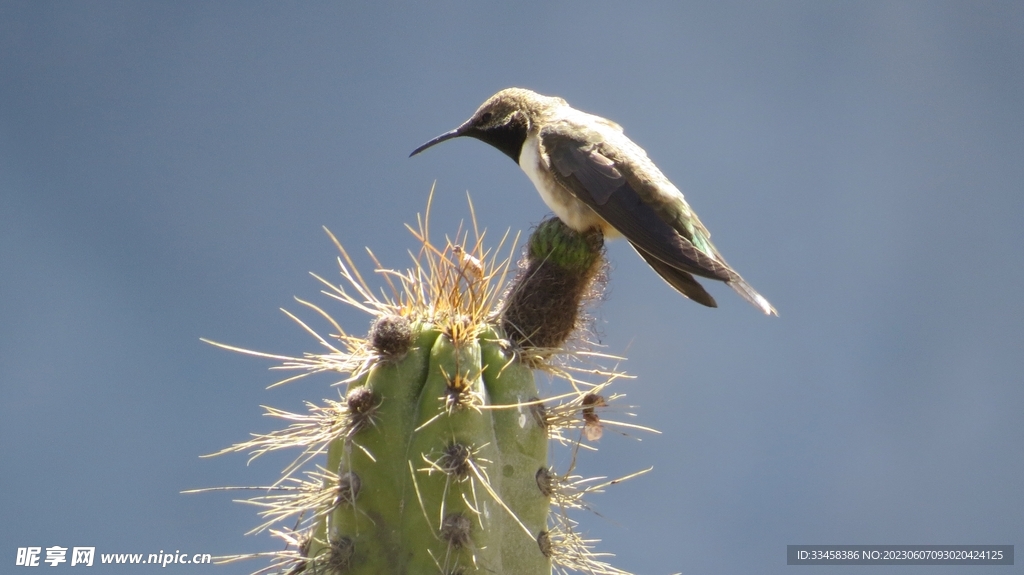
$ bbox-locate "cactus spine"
[204,202,646,575]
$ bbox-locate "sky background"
[2,2,1022,574]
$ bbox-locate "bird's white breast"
[518,132,610,234]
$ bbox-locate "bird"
[410,87,776,316]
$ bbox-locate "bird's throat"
[469,115,528,163]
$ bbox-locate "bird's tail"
[630,241,719,308]
[728,279,778,316]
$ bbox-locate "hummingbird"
[410,88,777,315]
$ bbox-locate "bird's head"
[411,88,561,162]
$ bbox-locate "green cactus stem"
[200,200,650,575]
[302,321,550,574]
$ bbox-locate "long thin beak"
[409,123,470,157]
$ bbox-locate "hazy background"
[2,2,1022,574]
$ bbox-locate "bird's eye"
[480,112,493,124]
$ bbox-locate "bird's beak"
[409,121,473,157]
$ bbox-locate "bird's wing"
[542,129,736,283]
[630,242,718,307]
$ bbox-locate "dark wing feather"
[631,242,718,307]
[543,131,736,283]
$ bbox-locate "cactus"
[201,198,650,575]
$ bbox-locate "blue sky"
[2,2,1022,574]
